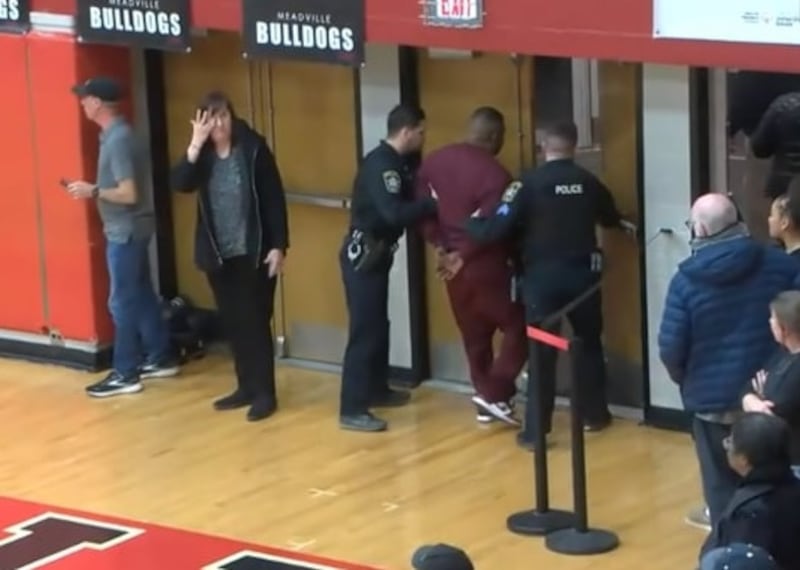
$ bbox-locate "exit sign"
[423,0,484,28]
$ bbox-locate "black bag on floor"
[163,296,211,364]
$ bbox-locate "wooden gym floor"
[0,354,704,569]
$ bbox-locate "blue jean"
[692,418,741,528]
[106,237,171,377]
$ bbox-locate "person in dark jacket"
[727,71,800,138]
[743,290,800,478]
[171,91,289,422]
[414,107,526,425]
[699,413,800,570]
[749,92,800,200]
[658,192,800,527]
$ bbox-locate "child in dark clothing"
[699,413,800,569]
[743,291,800,477]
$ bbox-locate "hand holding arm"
[368,163,436,227]
[413,169,445,247]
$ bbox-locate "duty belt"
[348,229,399,254]
[346,229,397,272]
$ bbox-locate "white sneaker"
[472,394,520,426]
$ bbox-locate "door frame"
[143,49,179,300]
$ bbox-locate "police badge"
[382,170,402,194]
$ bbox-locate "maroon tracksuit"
[415,143,527,403]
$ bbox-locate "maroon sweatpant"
[445,259,527,403]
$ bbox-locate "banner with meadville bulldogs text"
[241,0,365,67]
[0,0,30,34]
[76,0,191,52]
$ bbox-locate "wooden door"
[417,51,535,383]
[591,61,643,408]
[163,33,359,367]
[264,61,358,364]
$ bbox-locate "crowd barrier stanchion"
[544,336,619,555]
[506,336,574,536]
[506,280,619,555]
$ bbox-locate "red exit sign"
[434,0,479,20]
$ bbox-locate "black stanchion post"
[545,337,619,555]
[506,334,574,536]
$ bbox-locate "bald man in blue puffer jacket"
[658,192,800,529]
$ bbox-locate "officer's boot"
[340,412,388,432]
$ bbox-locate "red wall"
[31,0,800,73]
[0,29,130,345]
[0,34,45,333]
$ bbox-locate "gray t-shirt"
[96,117,155,242]
[208,146,248,259]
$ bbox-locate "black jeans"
[692,417,741,527]
[339,241,392,416]
[207,256,277,403]
[522,259,611,439]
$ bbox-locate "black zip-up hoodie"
[170,119,289,272]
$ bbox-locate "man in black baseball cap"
[71,76,122,103]
[66,72,179,397]
[411,544,474,570]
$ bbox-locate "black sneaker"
[213,390,253,411]
[139,360,180,380]
[340,412,388,432]
[85,371,143,398]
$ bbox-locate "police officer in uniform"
[465,121,635,447]
[340,104,437,433]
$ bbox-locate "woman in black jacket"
[171,91,289,422]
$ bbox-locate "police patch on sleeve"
[501,181,523,203]
[382,170,402,194]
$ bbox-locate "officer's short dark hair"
[387,104,426,136]
[471,106,504,127]
[544,121,579,147]
[730,412,791,468]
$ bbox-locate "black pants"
[207,256,277,403]
[692,417,741,527]
[339,241,392,416]
[522,259,611,438]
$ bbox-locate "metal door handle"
[285,191,351,209]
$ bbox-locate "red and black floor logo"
[0,497,379,570]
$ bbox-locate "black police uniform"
[339,141,436,431]
[465,157,627,438]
